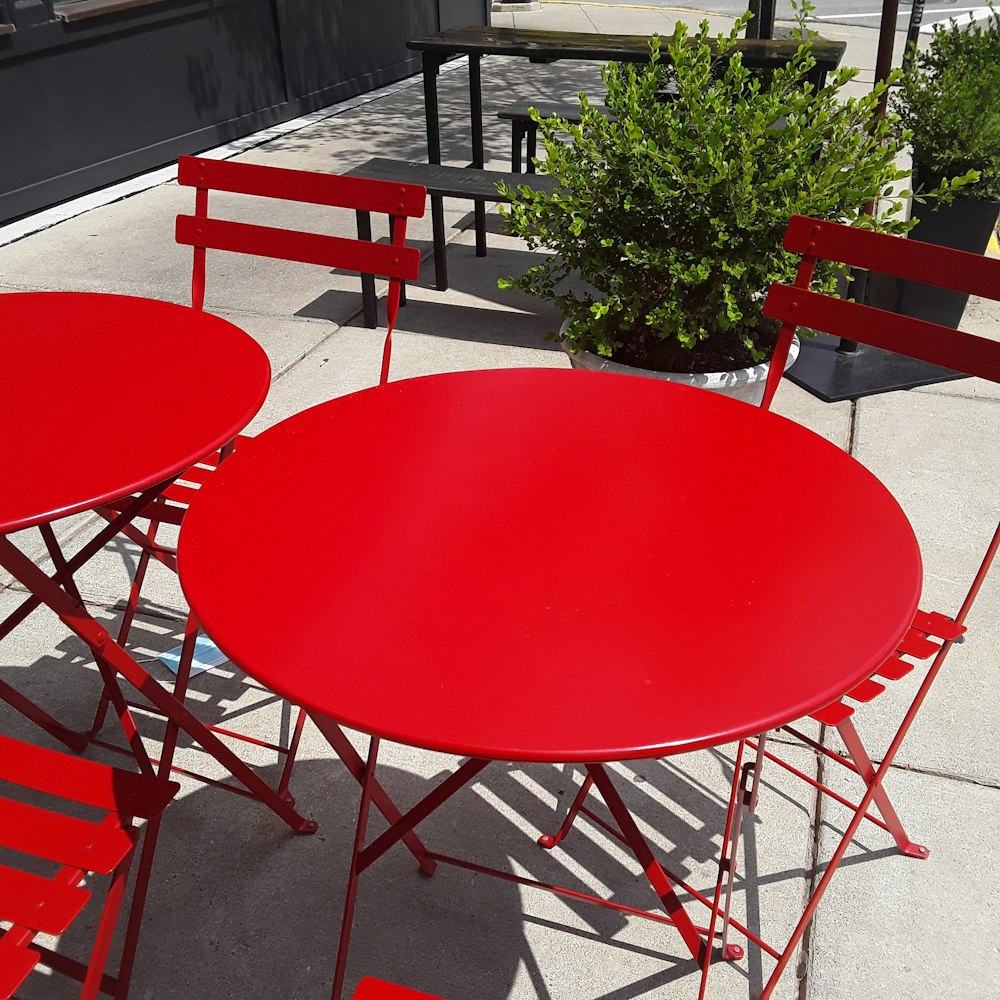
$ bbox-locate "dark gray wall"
[0,0,486,223]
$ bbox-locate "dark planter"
[897,170,1000,328]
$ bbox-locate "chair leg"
[511,122,524,173]
[718,753,753,965]
[527,125,537,175]
[82,849,135,1000]
[538,771,594,848]
[89,520,161,739]
[747,730,768,813]
[835,718,928,857]
[474,203,487,257]
[387,215,406,307]
[332,736,382,1000]
[277,707,309,803]
[113,814,164,1000]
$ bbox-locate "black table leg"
[511,122,523,173]
[469,53,487,257]
[423,52,449,291]
[356,210,378,329]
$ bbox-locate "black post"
[903,0,926,69]
[757,0,776,40]
[873,0,899,117]
[423,53,450,291]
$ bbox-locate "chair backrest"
[762,214,1000,633]
[761,214,1000,411]
[0,733,178,1000]
[175,155,426,384]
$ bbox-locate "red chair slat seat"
[0,733,178,1000]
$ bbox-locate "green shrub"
[498,13,918,373]
[893,7,1000,201]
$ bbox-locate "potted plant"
[891,7,1000,327]
[497,9,945,402]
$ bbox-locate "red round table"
[180,366,921,759]
[0,292,269,534]
[0,291,312,832]
[178,366,922,997]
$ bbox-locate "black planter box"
[898,193,1000,327]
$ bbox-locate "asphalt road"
[584,0,993,31]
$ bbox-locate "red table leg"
[321,731,492,1000]
[585,763,706,962]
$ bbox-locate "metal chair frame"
[0,157,425,832]
[716,214,1000,995]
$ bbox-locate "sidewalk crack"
[797,727,826,1000]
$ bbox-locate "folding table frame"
[87,459,312,815]
[312,715,762,1000]
[0,486,315,834]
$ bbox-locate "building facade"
[0,0,486,223]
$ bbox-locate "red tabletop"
[179,368,922,763]
[0,292,270,534]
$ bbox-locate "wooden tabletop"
[407,25,847,70]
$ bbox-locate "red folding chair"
[88,156,426,806]
[0,733,178,1000]
[354,979,448,1000]
[714,214,1000,995]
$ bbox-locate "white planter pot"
[559,323,800,407]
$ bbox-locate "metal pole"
[873,0,900,117]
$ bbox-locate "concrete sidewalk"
[0,3,997,999]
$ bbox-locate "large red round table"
[178,366,922,998]
[180,367,921,759]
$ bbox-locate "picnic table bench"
[347,157,557,311]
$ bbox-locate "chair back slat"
[0,733,178,820]
[176,215,421,281]
[783,215,1000,300]
[765,283,1000,384]
[175,154,427,382]
[0,798,135,875]
[177,155,426,218]
[761,214,1000,410]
